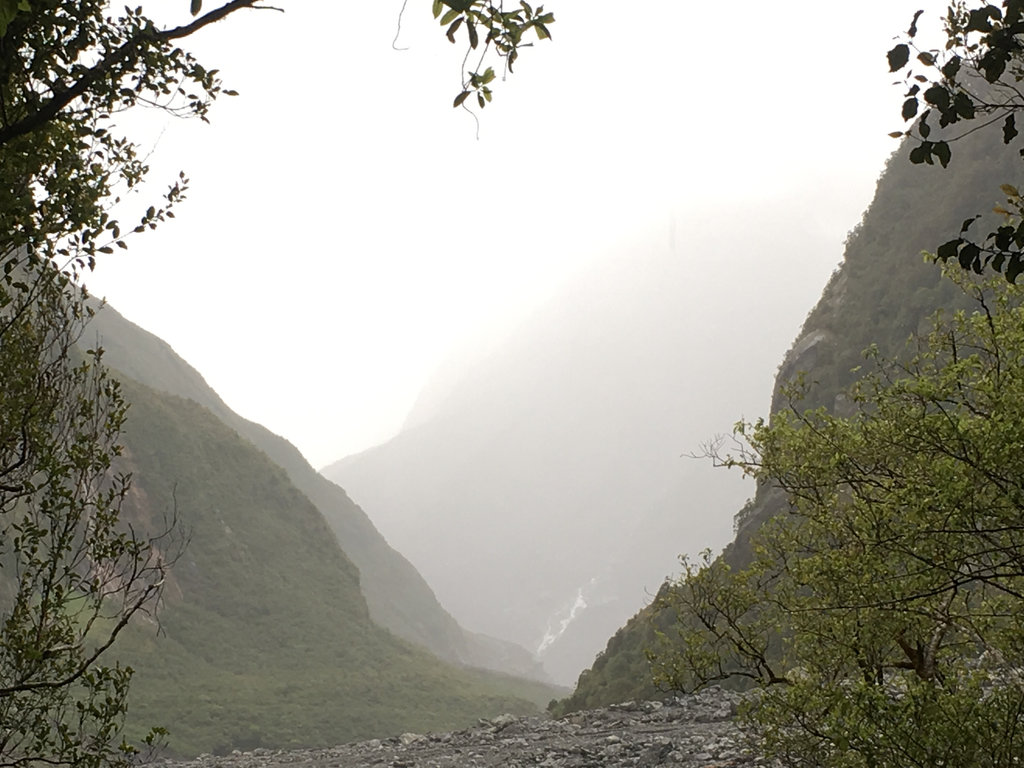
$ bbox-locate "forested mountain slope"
[104,378,558,757]
[553,127,1020,712]
[324,205,838,686]
[88,304,546,682]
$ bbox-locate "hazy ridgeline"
[555,112,1019,713]
[324,201,838,686]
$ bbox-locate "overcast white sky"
[83,0,945,468]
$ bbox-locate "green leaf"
[909,142,932,165]
[1004,114,1018,145]
[902,97,919,121]
[995,225,1015,250]
[923,84,950,110]
[445,16,463,43]
[190,0,202,16]
[941,55,962,80]
[966,6,997,32]
[933,140,951,168]
[953,91,975,119]
[960,215,979,234]
[432,0,443,18]
[907,9,924,38]
[0,0,29,36]
[1007,254,1024,283]
[980,48,1009,82]
[453,91,470,108]
[958,241,981,271]
[888,43,910,72]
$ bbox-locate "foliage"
[555,0,1024,725]
[649,269,1024,768]
[549,119,1010,717]
[0,1,266,276]
[0,0,554,278]
[889,1,1024,280]
[432,0,555,110]
[0,1,555,762]
[547,612,660,717]
[108,378,560,756]
[0,259,180,768]
[0,4,268,765]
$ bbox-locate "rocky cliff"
[555,123,1024,711]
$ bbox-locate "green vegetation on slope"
[547,620,659,716]
[648,271,1024,766]
[89,304,547,682]
[553,117,1024,714]
[110,378,560,757]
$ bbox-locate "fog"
[324,197,848,683]
[83,0,941,468]
[77,0,955,684]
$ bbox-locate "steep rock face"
[324,209,839,686]
[729,129,1009,564]
[88,304,546,681]
[555,127,1024,710]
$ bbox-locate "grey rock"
[154,688,766,768]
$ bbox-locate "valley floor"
[149,689,766,767]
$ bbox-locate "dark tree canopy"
[890,1,1024,280]
[650,270,1024,768]
[0,2,553,765]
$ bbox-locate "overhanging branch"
[0,0,262,147]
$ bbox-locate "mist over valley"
[323,202,840,685]
[7,0,1014,763]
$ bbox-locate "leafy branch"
[432,0,555,109]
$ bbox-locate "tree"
[0,0,553,272]
[0,2,551,766]
[431,0,555,110]
[889,1,1024,280]
[0,4,286,764]
[0,259,184,768]
[649,269,1024,767]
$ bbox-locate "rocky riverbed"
[158,688,770,767]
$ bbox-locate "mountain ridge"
[102,375,562,756]
[552,124,1021,713]
[87,301,548,683]
[324,202,842,685]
